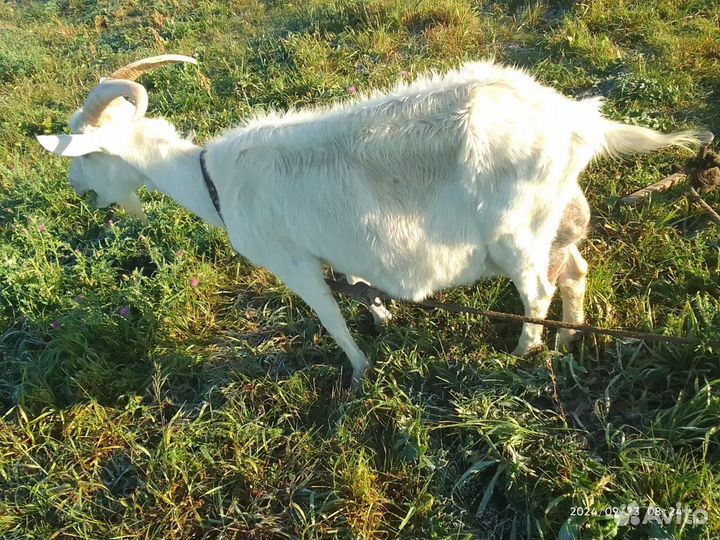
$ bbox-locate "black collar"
[200,149,225,225]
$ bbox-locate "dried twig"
[688,187,720,226]
[619,130,720,225]
[619,170,687,206]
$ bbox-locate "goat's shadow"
[0,295,362,419]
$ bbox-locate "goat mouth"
[80,189,99,208]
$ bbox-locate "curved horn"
[109,54,197,81]
[82,79,148,126]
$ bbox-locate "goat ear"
[36,134,102,157]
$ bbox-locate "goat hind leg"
[489,239,555,355]
[556,244,588,350]
[511,269,556,356]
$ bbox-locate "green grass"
[1,0,720,538]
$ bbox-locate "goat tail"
[601,121,700,158]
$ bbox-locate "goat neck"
[127,135,226,229]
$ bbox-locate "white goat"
[38,55,697,384]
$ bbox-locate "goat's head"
[37,54,197,221]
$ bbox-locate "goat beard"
[118,192,148,223]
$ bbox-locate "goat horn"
[82,79,148,126]
[109,54,197,81]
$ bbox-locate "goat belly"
[322,231,492,302]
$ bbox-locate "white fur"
[39,61,698,384]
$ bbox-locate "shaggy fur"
[38,61,698,383]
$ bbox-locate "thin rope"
[325,278,716,348]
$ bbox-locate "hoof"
[351,374,365,390]
[511,342,545,357]
[370,303,392,329]
[557,328,582,352]
[349,357,369,389]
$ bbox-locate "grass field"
[1,0,720,538]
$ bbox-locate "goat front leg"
[556,244,588,350]
[274,261,370,386]
[346,275,392,329]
